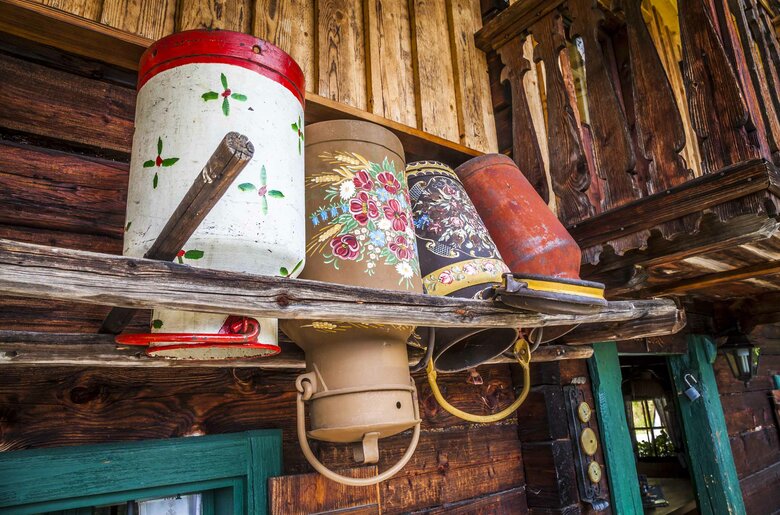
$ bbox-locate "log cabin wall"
[0,28,537,514]
[713,326,780,515]
[24,0,498,154]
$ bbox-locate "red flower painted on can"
[383,199,408,231]
[349,191,379,225]
[330,234,360,260]
[352,170,373,190]
[389,235,413,260]
[438,270,454,285]
[377,171,401,194]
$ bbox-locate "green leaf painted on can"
[152,319,164,329]
[157,137,163,155]
[161,157,179,167]
[279,266,289,277]
[202,91,219,101]
[125,221,132,232]
[231,93,247,101]
[238,183,256,191]
[153,172,158,189]
[222,96,230,116]
[221,73,228,90]
[260,195,268,215]
[143,160,155,168]
[267,190,284,198]
[291,122,298,131]
[184,249,204,260]
[290,258,304,276]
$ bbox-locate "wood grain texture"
[409,0,460,142]
[253,0,315,91]
[0,141,128,239]
[569,0,638,212]
[624,0,699,240]
[100,0,176,39]
[317,0,366,110]
[446,0,498,152]
[364,0,416,127]
[0,52,135,154]
[521,441,578,509]
[0,238,682,330]
[530,10,594,225]
[176,0,252,31]
[497,35,549,202]
[0,334,592,367]
[406,487,527,514]
[37,0,102,19]
[679,0,758,176]
[269,467,380,514]
[474,0,566,52]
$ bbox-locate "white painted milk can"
[121,30,306,359]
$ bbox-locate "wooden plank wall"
[0,35,529,513]
[714,328,780,515]
[28,0,497,154]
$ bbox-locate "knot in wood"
[275,294,292,307]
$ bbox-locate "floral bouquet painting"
[306,151,421,289]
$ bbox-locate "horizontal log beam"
[568,159,779,250]
[646,259,780,296]
[475,0,566,52]
[0,239,683,332]
[0,332,593,367]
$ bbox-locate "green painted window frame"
[0,430,282,515]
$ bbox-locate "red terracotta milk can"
[456,154,606,315]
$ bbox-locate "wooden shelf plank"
[0,0,480,166]
[0,239,683,332]
[0,332,594,367]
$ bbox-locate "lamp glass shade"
[722,332,760,384]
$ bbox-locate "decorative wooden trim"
[0,430,282,513]
[0,0,480,166]
[0,239,683,331]
[587,342,644,514]
[474,0,566,52]
[568,159,779,250]
[668,335,746,514]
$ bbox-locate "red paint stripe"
[138,30,305,107]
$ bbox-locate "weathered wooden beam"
[569,159,779,250]
[646,259,780,296]
[559,306,686,345]
[0,239,682,331]
[582,213,780,288]
[0,332,593,367]
[475,0,566,52]
[99,132,254,335]
[615,334,689,355]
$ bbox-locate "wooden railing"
[477,0,780,265]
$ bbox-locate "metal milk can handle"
[426,337,531,423]
[295,376,422,486]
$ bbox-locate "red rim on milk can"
[116,30,306,359]
[455,154,606,317]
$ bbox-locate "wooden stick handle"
[99,132,254,334]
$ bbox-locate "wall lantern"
[722,328,760,385]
